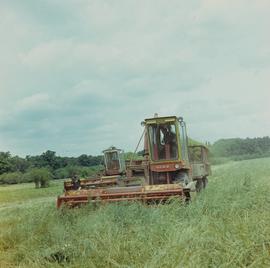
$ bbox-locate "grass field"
[1,158,270,267]
[0,180,63,205]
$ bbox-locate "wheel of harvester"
[202,176,208,189]
[195,179,203,192]
[183,189,191,203]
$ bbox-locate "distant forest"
[210,136,270,162]
[1,136,270,184]
[0,151,103,185]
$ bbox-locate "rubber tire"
[184,190,191,203]
[196,179,203,192]
[202,177,208,189]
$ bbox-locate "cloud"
[0,0,269,156]
[16,93,50,110]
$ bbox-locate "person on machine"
[160,124,177,159]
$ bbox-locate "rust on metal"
[64,177,118,191]
[57,184,185,208]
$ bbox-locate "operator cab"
[145,116,189,163]
[103,146,126,176]
[142,116,192,186]
[148,122,178,160]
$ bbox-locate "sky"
[0,0,269,156]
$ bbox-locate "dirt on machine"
[57,115,211,208]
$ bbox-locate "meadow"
[0,158,270,267]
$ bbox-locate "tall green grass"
[0,180,62,204]
[1,158,270,267]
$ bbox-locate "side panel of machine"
[190,163,209,179]
[188,145,211,179]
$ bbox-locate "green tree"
[0,172,23,184]
[10,156,29,172]
[78,154,91,166]
[0,152,13,175]
[40,150,60,170]
[26,168,53,188]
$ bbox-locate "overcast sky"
[0,0,269,156]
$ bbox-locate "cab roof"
[102,146,122,153]
[144,115,180,124]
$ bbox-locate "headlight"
[175,164,180,169]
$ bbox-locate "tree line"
[210,136,270,163]
[1,136,270,185]
[0,150,103,185]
